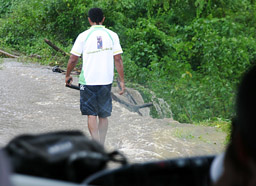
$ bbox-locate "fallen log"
[44,39,70,57]
[115,77,153,115]
[0,49,19,58]
[111,93,153,116]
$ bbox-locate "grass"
[173,128,195,140]
[195,118,231,144]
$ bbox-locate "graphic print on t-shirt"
[97,36,103,49]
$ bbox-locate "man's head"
[88,8,104,25]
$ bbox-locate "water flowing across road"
[0,58,226,163]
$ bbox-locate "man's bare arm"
[114,54,125,95]
[65,54,79,85]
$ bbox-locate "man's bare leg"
[87,115,100,142]
[99,117,108,145]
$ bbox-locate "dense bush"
[166,17,256,122]
[1,0,256,124]
[0,0,18,16]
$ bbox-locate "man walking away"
[65,8,125,145]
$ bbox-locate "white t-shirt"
[70,25,123,85]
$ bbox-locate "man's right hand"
[65,54,79,86]
[65,76,73,86]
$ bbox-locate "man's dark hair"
[88,8,104,24]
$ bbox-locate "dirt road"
[0,58,226,163]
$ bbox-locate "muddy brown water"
[0,58,226,164]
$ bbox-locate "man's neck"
[91,23,103,26]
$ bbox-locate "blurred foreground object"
[3,131,127,184]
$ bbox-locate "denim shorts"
[80,84,112,118]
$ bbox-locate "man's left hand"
[119,81,125,95]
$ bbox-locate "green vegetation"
[196,118,231,143]
[1,0,255,134]
[173,128,195,140]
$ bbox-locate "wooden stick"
[44,39,70,57]
[0,49,19,58]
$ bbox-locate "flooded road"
[0,58,226,163]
